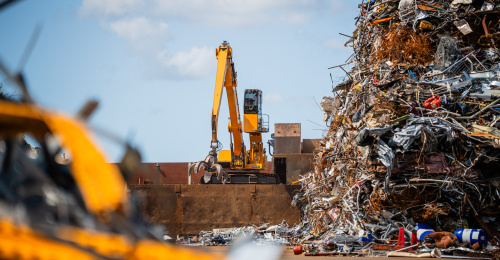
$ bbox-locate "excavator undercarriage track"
[203,170,279,184]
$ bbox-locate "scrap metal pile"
[293,0,500,257]
[176,222,293,246]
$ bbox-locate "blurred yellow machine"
[190,41,277,184]
[0,98,221,260]
[0,21,219,257]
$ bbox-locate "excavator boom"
[211,42,244,163]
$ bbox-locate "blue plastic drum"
[416,223,434,241]
[454,228,488,246]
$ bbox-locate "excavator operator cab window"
[244,89,262,115]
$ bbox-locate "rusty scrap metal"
[291,0,500,258]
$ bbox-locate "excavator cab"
[244,89,261,115]
[243,89,268,133]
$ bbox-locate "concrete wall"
[302,139,321,153]
[274,123,301,154]
[274,153,315,184]
[271,124,318,184]
[132,184,301,237]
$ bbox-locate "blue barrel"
[416,223,434,241]
[358,234,373,245]
[455,229,488,246]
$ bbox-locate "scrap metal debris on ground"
[176,221,294,246]
[293,0,500,258]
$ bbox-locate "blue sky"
[0,0,358,162]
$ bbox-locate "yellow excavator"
[0,85,221,260]
[0,100,224,260]
[0,6,220,255]
[190,41,277,184]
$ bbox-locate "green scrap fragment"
[388,115,410,125]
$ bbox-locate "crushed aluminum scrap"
[294,0,500,258]
[176,221,294,246]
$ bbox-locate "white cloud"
[80,0,142,16]
[158,47,214,79]
[109,17,167,40]
[264,93,284,103]
[78,0,344,79]
[80,0,326,26]
[151,0,318,26]
[101,16,213,79]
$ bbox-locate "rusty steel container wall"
[132,184,301,237]
[123,162,273,185]
[129,163,192,184]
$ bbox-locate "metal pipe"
[455,96,500,120]
[431,248,491,259]
[439,256,491,260]
[393,243,419,252]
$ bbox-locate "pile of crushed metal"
[292,0,500,258]
[176,221,293,246]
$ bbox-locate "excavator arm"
[190,41,245,182]
[211,41,243,159]
[210,45,226,148]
